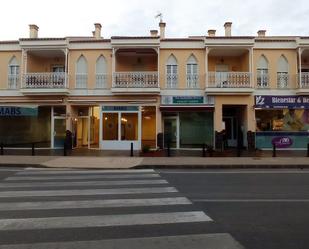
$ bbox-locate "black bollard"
[31,143,35,156]
[272,143,276,157]
[202,144,206,157]
[0,143,3,155]
[130,142,133,157]
[237,145,241,157]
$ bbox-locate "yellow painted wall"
[0,51,22,89]
[68,49,112,89]
[253,49,297,89]
[116,54,157,72]
[27,55,65,73]
[159,49,205,89]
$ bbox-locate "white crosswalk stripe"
[0,168,243,249]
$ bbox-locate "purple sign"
[255,95,309,109]
[272,136,293,148]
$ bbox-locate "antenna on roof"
[155,12,163,22]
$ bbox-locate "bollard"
[272,143,276,157]
[307,143,309,157]
[31,143,35,156]
[130,142,133,157]
[63,141,67,156]
[202,144,206,157]
[208,146,213,157]
[0,143,3,155]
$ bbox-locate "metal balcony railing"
[95,74,108,88]
[8,74,19,89]
[23,73,67,89]
[207,72,252,88]
[299,73,309,89]
[113,72,159,88]
[186,74,199,88]
[277,72,289,89]
[256,73,269,88]
[166,73,178,88]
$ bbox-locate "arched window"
[166,54,178,88]
[76,55,88,88]
[186,55,198,88]
[95,55,107,88]
[257,55,269,88]
[8,56,19,89]
[277,55,289,88]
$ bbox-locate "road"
[0,167,309,248]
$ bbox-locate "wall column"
[66,104,72,131]
[298,48,302,88]
[249,47,253,87]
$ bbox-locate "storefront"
[255,95,309,149]
[160,96,214,149]
[0,105,66,148]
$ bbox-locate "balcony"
[206,72,253,95]
[296,72,309,94]
[256,73,269,89]
[277,72,289,89]
[111,72,160,94]
[21,73,69,95]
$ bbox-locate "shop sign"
[0,106,38,117]
[102,106,139,112]
[161,96,214,105]
[255,95,309,109]
[271,136,293,148]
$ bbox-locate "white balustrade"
[300,73,309,88]
[186,74,199,88]
[8,74,19,89]
[96,74,108,88]
[256,73,269,88]
[113,72,158,88]
[76,74,88,88]
[207,72,251,88]
[24,73,67,88]
[166,73,178,88]
[277,72,289,88]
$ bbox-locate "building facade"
[0,22,308,150]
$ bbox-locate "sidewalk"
[0,156,308,169]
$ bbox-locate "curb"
[134,164,309,169]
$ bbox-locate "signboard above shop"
[161,96,215,105]
[255,95,309,109]
[102,106,139,112]
[0,106,38,117]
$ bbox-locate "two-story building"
[0,22,308,151]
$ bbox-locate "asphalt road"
[0,167,309,249]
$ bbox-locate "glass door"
[164,117,178,148]
[53,118,66,148]
[223,116,237,147]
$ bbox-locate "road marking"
[18,169,155,175]
[0,211,211,230]
[0,197,192,211]
[5,173,160,181]
[0,233,243,249]
[192,199,309,202]
[0,187,178,198]
[0,179,168,188]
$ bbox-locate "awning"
[160,105,214,112]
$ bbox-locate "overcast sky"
[1,0,309,40]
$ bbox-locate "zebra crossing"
[0,168,244,249]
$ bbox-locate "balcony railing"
[207,72,251,88]
[299,73,309,89]
[23,73,67,88]
[166,73,178,88]
[186,74,199,88]
[256,73,269,88]
[8,74,20,89]
[113,72,158,88]
[96,74,108,88]
[277,72,289,89]
[76,74,88,88]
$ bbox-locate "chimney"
[224,22,232,36]
[94,23,102,39]
[150,30,158,37]
[159,22,166,39]
[257,30,266,37]
[29,24,39,39]
[208,29,216,37]
[92,31,95,37]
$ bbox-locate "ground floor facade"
[0,94,308,151]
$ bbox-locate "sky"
[1,0,309,40]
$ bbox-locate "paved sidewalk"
[0,156,308,169]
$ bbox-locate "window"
[96,55,107,88]
[76,55,88,88]
[277,55,289,88]
[257,55,269,88]
[186,55,198,88]
[103,113,118,140]
[8,56,19,89]
[166,55,178,88]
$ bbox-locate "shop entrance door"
[163,117,178,149]
[223,116,237,147]
[75,117,89,148]
[53,117,66,148]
